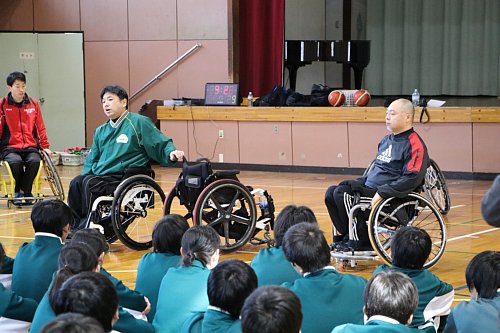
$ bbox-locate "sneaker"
[23,193,35,205]
[331,239,351,252]
[348,239,373,251]
[13,192,23,206]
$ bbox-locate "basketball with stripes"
[354,89,370,106]
[328,90,345,107]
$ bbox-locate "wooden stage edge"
[157,106,500,123]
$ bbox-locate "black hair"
[40,313,106,333]
[181,225,219,267]
[391,226,431,269]
[31,200,72,237]
[6,71,26,86]
[100,85,128,108]
[273,205,317,247]
[465,250,500,299]
[364,270,419,324]
[241,286,302,333]
[0,242,5,271]
[49,243,99,310]
[71,228,110,258]
[152,215,189,254]
[282,222,330,273]
[53,272,118,332]
[207,259,258,318]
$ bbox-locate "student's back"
[11,200,70,302]
[153,226,220,333]
[135,215,187,322]
[282,222,366,333]
[251,205,317,286]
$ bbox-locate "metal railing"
[129,43,202,102]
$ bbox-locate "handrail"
[129,43,202,102]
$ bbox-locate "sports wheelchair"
[163,158,275,252]
[0,149,64,207]
[332,159,449,269]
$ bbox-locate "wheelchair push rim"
[40,149,65,201]
[192,178,257,252]
[111,175,166,250]
[368,193,447,269]
[424,159,451,215]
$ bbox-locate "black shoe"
[331,239,351,252]
[348,240,373,251]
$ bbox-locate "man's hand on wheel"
[43,148,53,156]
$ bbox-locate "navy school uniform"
[283,267,367,333]
[135,251,182,322]
[250,246,301,286]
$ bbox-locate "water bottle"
[258,190,269,216]
[412,89,420,106]
[247,92,253,107]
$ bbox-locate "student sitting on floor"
[240,285,302,333]
[12,200,71,302]
[183,259,258,333]
[332,270,420,332]
[372,226,454,332]
[69,228,154,333]
[282,222,367,333]
[251,204,317,286]
[153,225,220,333]
[40,313,106,333]
[135,214,189,322]
[30,242,100,333]
[444,250,500,333]
[51,272,119,333]
[0,241,38,328]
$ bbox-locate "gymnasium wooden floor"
[1,164,498,307]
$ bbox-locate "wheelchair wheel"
[368,193,446,269]
[163,186,193,223]
[424,159,451,215]
[40,150,65,201]
[192,179,257,252]
[111,175,166,250]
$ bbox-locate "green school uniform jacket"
[101,267,146,312]
[201,308,242,333]
[443,291,500,333]
[83,111,176,175]
[332,318,421,332]
[373,265,454,331]
[135,252,182,322]
[0,282,37,322]
[29,290,154,333]
[12,234,63,302]
[153,260,210,333]
[1,255,14,274]
[250,246,301,286]
[283,267,367,333]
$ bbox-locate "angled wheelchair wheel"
[362,159,375,177]
[192,179,257,252]
[368,193,447,269]
[111,175,166,250]
[40,150,65,201]
[163,186,193,223]
[424,159,451,215]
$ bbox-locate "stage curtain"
[364,0,499,96]
[239,0,285,97]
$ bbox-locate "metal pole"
[129,43,202,102]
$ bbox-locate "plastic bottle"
[258,190,268,209]
[412,89,420,106]
[248,92,253,107]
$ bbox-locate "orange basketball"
[328,90,345,107]
[354,89,371,106]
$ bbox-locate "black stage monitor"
[204,83,240,106]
